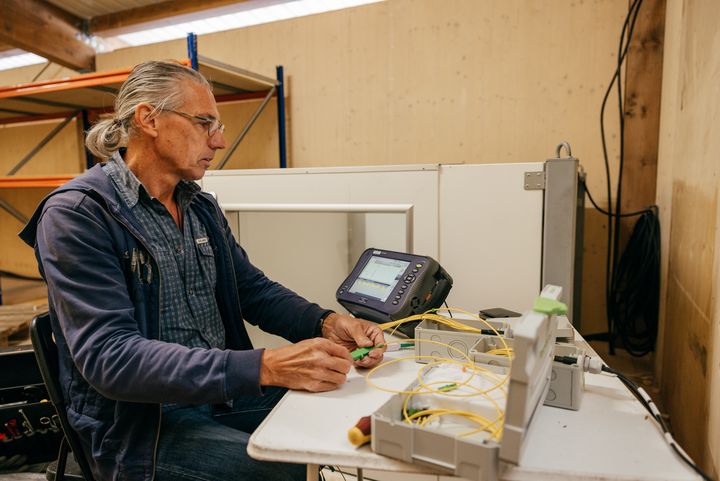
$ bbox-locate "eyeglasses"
[162,109,225,136]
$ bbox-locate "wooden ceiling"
[0,0,249,71]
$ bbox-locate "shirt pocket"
[196,241,217,288]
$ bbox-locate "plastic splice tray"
[372,285,562,480]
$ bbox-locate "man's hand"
[321,313,386,368]
[260,338,352,392]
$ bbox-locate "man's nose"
[209,130,226,150]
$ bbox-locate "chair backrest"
[31,313,96,481]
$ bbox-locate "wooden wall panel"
[0,188,53,277]
[580,209,610,335]
[216,99,280,170]
[95,1,627,183]
[2,1,629,321]
[656,0,720,472]
[0,119,83,175]
[662,182,715,464]
[620,0,665,252]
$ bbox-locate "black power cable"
[553,356,714,480]
[599,0,644,337]
[600,364,715,481]
[586,0,661,357]
[610,0,645,355]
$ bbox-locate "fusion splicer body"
[336,248,453,337]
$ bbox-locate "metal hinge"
[524,171,545,190]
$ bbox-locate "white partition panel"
[439,163,544,314]
[201,164,545,348]
[201,166,439,348]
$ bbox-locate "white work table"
[248,344,700,481]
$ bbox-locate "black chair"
[30,313,96,481]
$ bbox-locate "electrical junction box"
[546,342,587,411]
[372,286,562,480]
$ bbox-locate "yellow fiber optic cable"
[367,307,516,444]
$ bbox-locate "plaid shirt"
[103,152,225,351]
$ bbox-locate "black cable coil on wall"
[608,207,660,357]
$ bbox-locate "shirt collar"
[104,150,201,210]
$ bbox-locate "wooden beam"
[620,0,665,237]
[0,0,95,71]
[90,0,249,33]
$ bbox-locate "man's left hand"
[321,313,386,368]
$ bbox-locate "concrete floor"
[0,472,44,481]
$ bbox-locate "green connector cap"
[351,346,374,361]
[437,383,457,392]
[533,297,568,316]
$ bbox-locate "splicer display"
[337,248,453,337]
[348,257,410,302]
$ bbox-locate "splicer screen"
[348,256,410,302]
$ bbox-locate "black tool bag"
[0,346,62,469]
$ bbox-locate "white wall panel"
[439,163,544,314]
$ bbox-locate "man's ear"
[134,103,159,138]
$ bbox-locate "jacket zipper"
[105,209,163,481]
[150,285,162,481]
[113,198,226,480]
[211,207,244,320]
[150,247,162,481]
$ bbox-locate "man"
[20,60,385,481]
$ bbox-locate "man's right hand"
[259,338,352,392]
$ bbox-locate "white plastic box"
[546,342,587,410]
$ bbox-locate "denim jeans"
[155,386,306,481]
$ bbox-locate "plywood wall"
[1,0,627,329]
[656,0,720,473]
[94,0,627,185]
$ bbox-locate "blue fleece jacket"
[19,164,329,481]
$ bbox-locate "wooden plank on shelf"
[0,60,192,117]
[0,72,131,100]
[199,59,277,94]
[0,302,47,347]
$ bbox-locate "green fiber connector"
[351,346,374,361]
[406,408,428,417]
[438,383,457,392]
[533,297,568,316]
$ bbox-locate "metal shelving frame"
[0,33,288,303]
